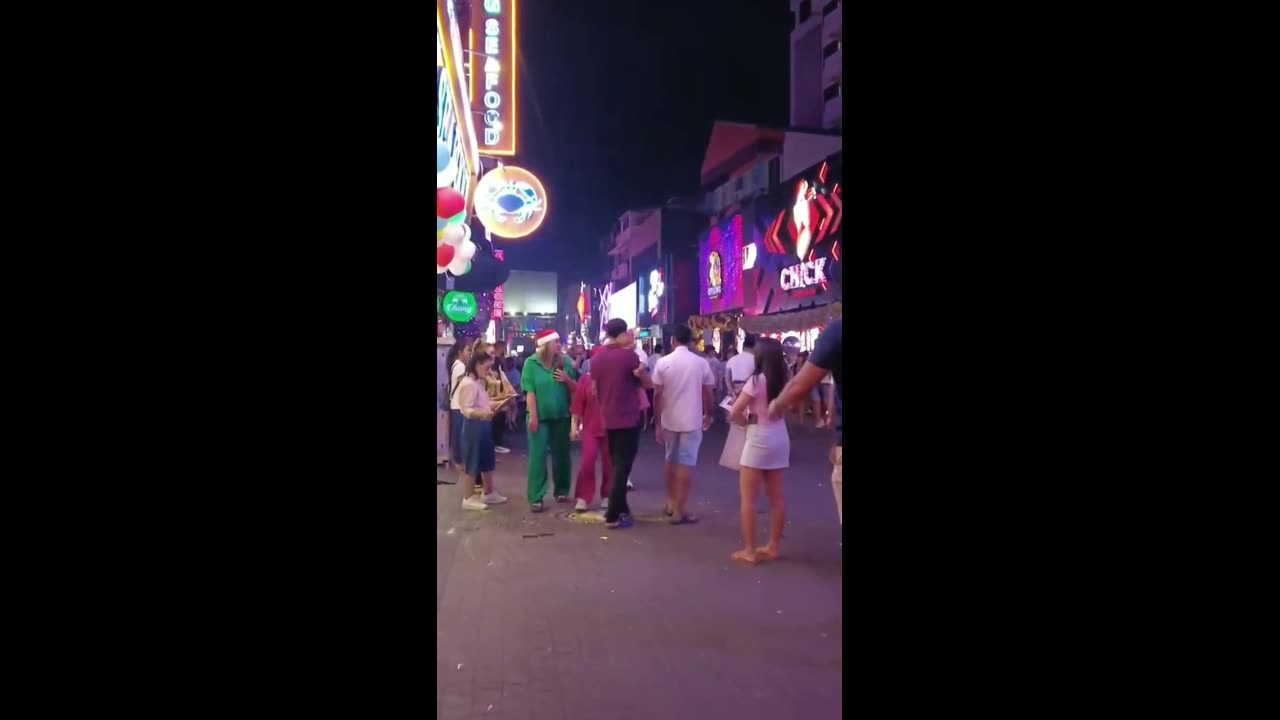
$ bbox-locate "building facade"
[790,0,842,131]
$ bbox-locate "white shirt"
[652,346,716,432]
[646,352,662,373]
[725,352,755,390]
[449,360,467,410]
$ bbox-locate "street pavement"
[436,418,843,720]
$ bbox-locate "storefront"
[693,154,843,351]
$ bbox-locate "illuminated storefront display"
[699,214,744,314]
[472,165,547,239]
[779,257,829,291]
[470,0,518,156]
[437,1,480,201]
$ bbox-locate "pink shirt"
[458,376,491,416]
[570,374,606,438]
[740,373,785,427]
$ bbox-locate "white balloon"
[437,264,448,275]
[456,239,477,261]
[447,256,470,275]
[441,223,469,247]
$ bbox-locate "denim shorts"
[662,426,703,467]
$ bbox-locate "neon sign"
[780,258,829,291]
[491,249,505,319]
[472,165,547,239]
[765,160,842,257]
[707,251,723,298]
[471,0,517,156]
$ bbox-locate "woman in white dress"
[728,338,790,565]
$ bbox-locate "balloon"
[437,188,466,219]
[456,239,476,261]
[437,244,456,267]
[447,256,470,275]
[436,216,449,233]
[441,223,470,246]
[436,140,452,175]
[437,264,448,274]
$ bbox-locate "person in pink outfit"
[570,347,613,512]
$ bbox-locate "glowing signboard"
[779,258,829,291]
[473,165,547,239]
[442,291,479,323]
[471,0,517,156]
[491,249,505,319]
[707,251,723,298]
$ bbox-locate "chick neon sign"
[471,0,517,156]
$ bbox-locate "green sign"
[442,291,478,323]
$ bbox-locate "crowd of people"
[440,318,843,564]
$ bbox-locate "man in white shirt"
[724,334,757,399]
[652,326,715,524]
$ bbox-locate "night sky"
[492,0,793,283]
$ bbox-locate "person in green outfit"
[522,329,578,512]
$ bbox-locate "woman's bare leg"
[732,467,761,564]
[481,471,495,495]
[757,470,786,559]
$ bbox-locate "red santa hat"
[535,329,560,347]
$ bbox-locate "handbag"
[719,422,747,471]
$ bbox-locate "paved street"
[436,419,843,720]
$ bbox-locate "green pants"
[528,418,571,503]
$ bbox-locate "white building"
[790,0,842,131]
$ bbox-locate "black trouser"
[604,427,640,522]
[492,416,507,447]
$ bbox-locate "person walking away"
[769,319,842,524]
[489,342,515,453]
[592,319,652,528]
[456,351,511,509]
[570,346,612,512]
[445,339,475,484]
[521,329,578,512]
[728,338,791,564]
[652,326,715,524]
[504,356,522,431]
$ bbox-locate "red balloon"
[437,188,466,219]
[437,243,456,267]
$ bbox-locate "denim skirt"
[461,417,496,477]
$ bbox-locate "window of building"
[823,0,839,16]
[799,0,812,23]
[823,40,839,58]
[823,83,841,102]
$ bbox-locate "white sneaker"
[494,446,511,454]
[462,496,488,511]
[575,498,588,512]
[483,492,509,505]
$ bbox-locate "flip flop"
[669,514,699,525]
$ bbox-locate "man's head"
[605,318,628,340]
[741,333,757,353]
[492,342,506,358]
[534,329,561,359]
[671,325,693,348]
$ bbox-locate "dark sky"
[492,0,792,282]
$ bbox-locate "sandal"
[669,514,699,525]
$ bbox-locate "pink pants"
[575,433,612,503]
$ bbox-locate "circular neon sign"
[442,291,478,323]
[473,166,548,240]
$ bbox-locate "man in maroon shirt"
[591,319,652,528]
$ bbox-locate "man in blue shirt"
[769,319,842,523]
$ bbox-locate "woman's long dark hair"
[752,338,788,402]
[466,351,492,379]
[446,337,473,369]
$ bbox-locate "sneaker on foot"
[604,514,634,529]
[626,480,635,490]
[482,492,508,505]
[462,496,488,511]
[494,446,511,454]
[530,500,545,513]
[574,498,588,512]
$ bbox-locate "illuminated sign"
[442,291,479,323]
[764,160,842,258]
[779,258,829,291]
[576,283,587,324]
[473,165,547,239]
[491,249,505,319]
[707,251,723,298]
[743,242,757,270]
[437,3,480,181]
[471,0,517,156]
[646,268,665,324]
